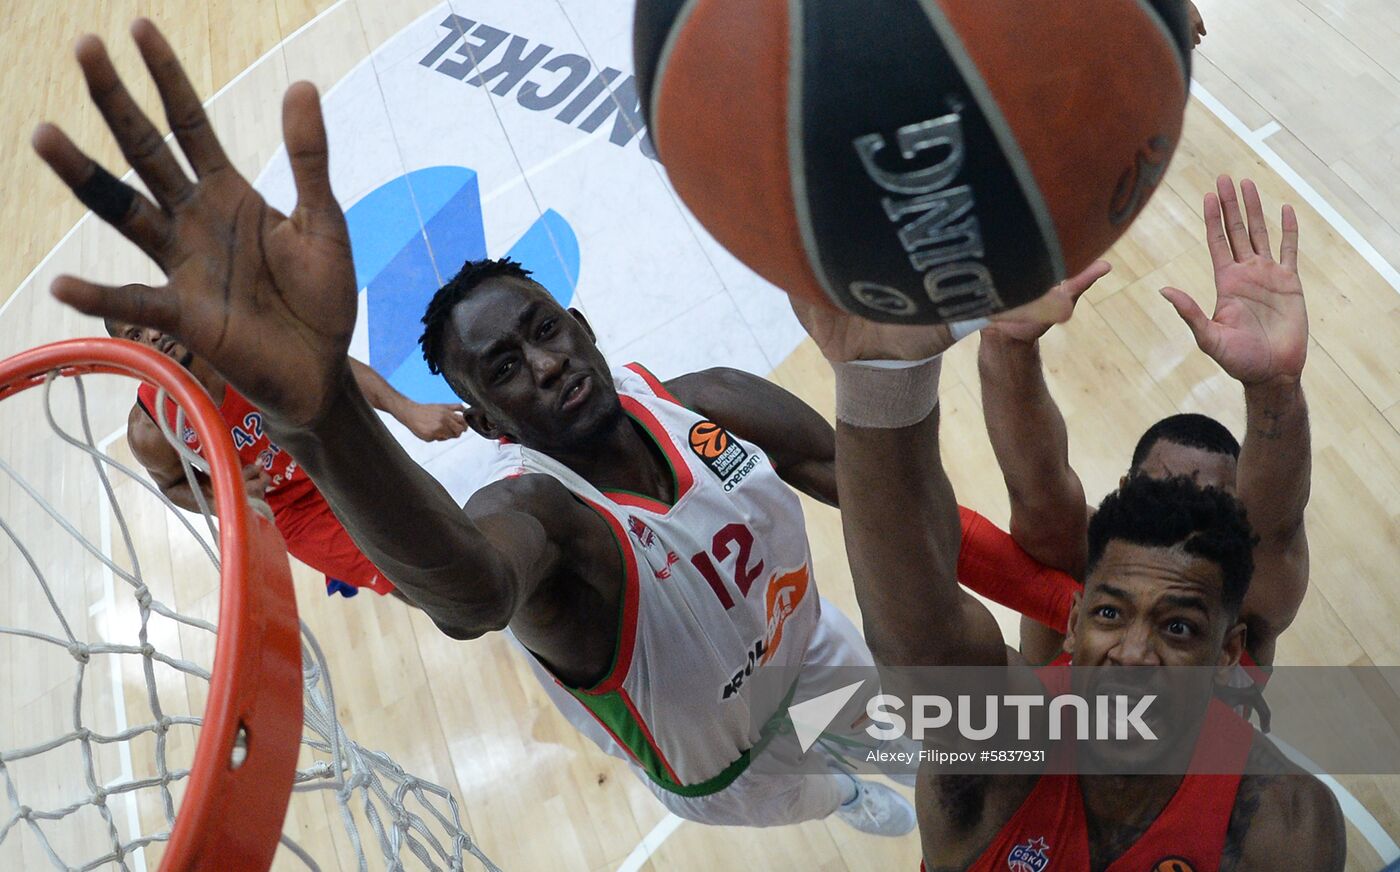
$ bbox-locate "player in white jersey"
[32,24,911,835]
[419,261,911,831]
[489,362,898,823]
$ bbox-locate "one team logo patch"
[1007,837,1051,872]
[1152,859,1196,872]
[688,421,749,480]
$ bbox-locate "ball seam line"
[911,0,1068,286]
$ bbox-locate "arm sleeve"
[957,506,1080,632]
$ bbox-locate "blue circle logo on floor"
[344,165,579,404]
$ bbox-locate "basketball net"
[0,341,499,872]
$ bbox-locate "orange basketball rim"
[0,338,302,871]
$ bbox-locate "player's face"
[109,321,195,368]
[1133,441,1238,493]
[441,277,620,452]
[1066,541,1244,770]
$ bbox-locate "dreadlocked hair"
[419,257,534,375]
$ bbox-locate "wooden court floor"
[2,1,1398,869]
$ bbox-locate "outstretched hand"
[1161,176,1307,386]
[33,20,357,428]
[793,276,1080,364]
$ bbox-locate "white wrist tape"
[949,317,991,342]
[833,355,943,429]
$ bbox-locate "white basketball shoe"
[831,771,917,837]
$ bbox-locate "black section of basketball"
[797,0,1055,323]
[1141,0,1195,80]
[633,0,690,131]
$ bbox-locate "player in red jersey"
[107,317,466,597]
[792,235,1343,870]
[980,178,1311,677]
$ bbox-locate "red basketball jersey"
[924,670,1254,872]
[136,381,316,509]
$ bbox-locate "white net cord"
[0,371,501,872]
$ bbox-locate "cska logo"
[1007,837,1051,872]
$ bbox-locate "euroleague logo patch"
[1151,859,1196,872]
[689,421,749,481]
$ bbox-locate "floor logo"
[344,165,580,404]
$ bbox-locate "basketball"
[635,0,1194,323]
[14,1,1399,868]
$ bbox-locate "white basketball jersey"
[486,364,817,796]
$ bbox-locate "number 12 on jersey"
[690,523,765,610]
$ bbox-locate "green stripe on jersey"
[568,688,751,797]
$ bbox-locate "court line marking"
[1271,735,1400,864]
[63,0,368,824]
[94,427,149,872]
[1192,81,1400,294]
[0,0,355,323]
[616,813,684,872]
[13,17,1396,868]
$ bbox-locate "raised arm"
[126,402,268,514]
[348,356,467,442]
[1235,380,1309,663]
[837,401,1007,668]
[785,303,1080,669]
[1161,177,1310,665]
[271,365,569,637]
[31,22,575,641]
[976,262,1109,579]
[666,366,838,506]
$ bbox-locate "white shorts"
[520,598,883,827]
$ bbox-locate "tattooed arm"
[1161,177,1311,667]
[1235,378,1310,667]
[1221,740,1343,871]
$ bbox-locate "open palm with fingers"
[1161,176,1308,386]
[32,20,356,428]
